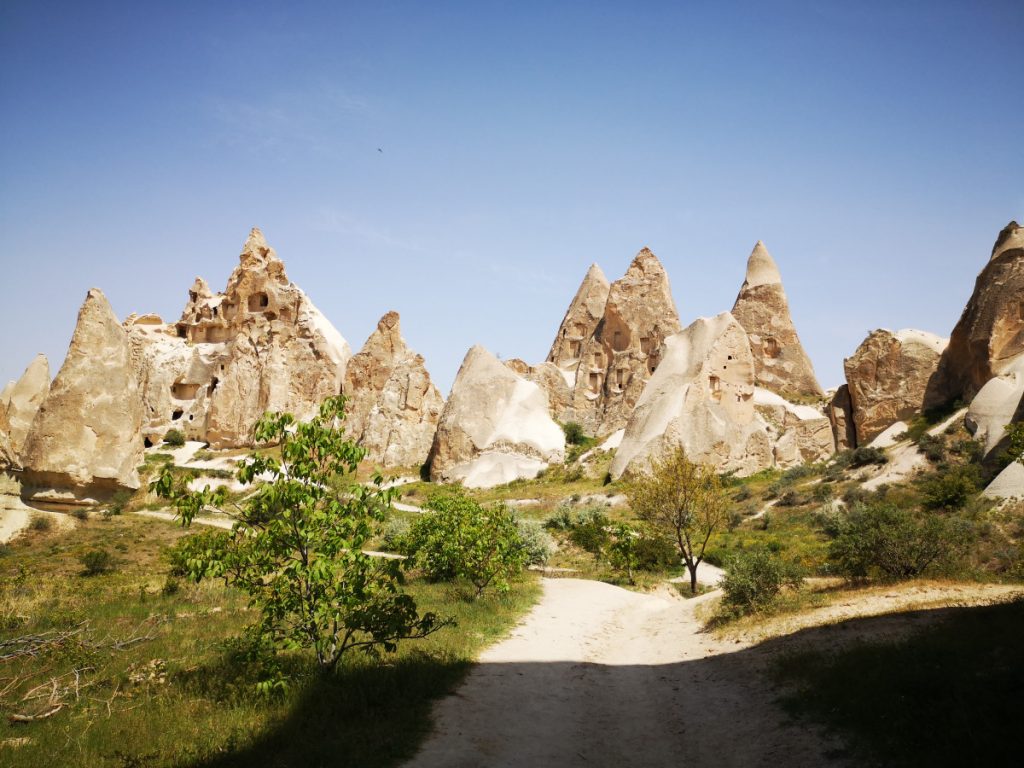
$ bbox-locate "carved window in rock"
[1019,301,1024,321]
[171,382,200,400]
[640,337,652,354]
[611,330,630,352]
[764,337,781,358]
[709,375,722,402]
[593,351,603,368]
[248,292,270,312]
[615,368,627,389]
[589,372,601,392]
[222,302,237,321]
[572,322,586,337]
[569,340,581,358]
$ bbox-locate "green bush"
[633,528,679,571]
[516,518,555,565]
[562,421,588,446]
[812,483,834,503]
[28,514,52,531]
[79,548,115,576]
[721,548,803,615]
[920,465,979,511]
[850,447,888,468]
[568,508,611,554]
[380,516,412,553]
[777,489,804,507]
[829,503,971,580]
[163,428,186,447]
[917,433,946,463]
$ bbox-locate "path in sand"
[405,578,1022,768]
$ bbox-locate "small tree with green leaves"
[608,523,640,584]
[625,447,729,593]
[152,396,444,673]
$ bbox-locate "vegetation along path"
[405,577,1022,768]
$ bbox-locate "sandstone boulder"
[342,311,444,468]
[844,329,947,445]
[128,228,351,448]
[550,249,681,435]
[429,346,565,488]
[0,354,50,466]
[730,241,823,399]
[610,313,772,479]
[21,289,144,502]
[964,357,1024,454]
[928,221,1024,405]
[983,459,1024,501]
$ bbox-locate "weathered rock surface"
[342,311,444,468]
[21,290,144,501]
[929,221,1024,405]
[752,388,835,468]
[549,249,682,435]
[964,357,1024,455]
[504,359,574,422]
[983,459,1024,501]
[128,228,351,448]
[826,385,857,450]
[844,329,947,445]
[0,354,50,466]
[730,241,823,398]
[429,346,565,488]
[610,313,772,479]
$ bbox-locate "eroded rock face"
[610,313,772,479]
[549,249,682,435]
[342,311,444,468]
[730,241,823,399]
[844,329,947,445]
[753,388,835,468]
[429,345,565,488]
[964,357,1024,455]
[827,385,857,450]
[128,228,351,448]
[504,359,574,423]
[929,221,1024,405]
[0,354,50,466]
[21,290,144,502]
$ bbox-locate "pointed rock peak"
[239,226,284,269]
[583,262,609,287]
[377,310,401,333]
[188,277,212,300]
[82,287,115,317]
[625,247,665,277]
[991,220,1023,261]
[243,226,269,255]
[23,353,49,380]
[742,241,783,288]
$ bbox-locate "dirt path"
[405,578,1021,768]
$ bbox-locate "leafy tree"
[163,428,185,447]
[405,491,528,598]
[920,465,979,511]
[721,548,803,615]
[625,447,729,593]
[608,523,640,584]
[562,421,587,446]
[152,396,444,673]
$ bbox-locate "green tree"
[625,447,729,593]
[152,396,444,673]
[607,523,640,584]
[405,491,528,598]
[721,548,803,615]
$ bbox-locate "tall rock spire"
[730,241,823,399]
[547,263,610,368]
[0,353,50,467]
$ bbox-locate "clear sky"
[1,1,1021,397]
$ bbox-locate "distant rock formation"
[826,385,857,450]
[0,354,50,467]
[844,329,947,445]
[730,241,823,399]
[504,359,573,423]
[548,249,682,435]
[429,346,565,488]
[342,311,444,468]
[753,387,835,468]
[610,313,771,478]
[128,228,351,448]
[21,290,144,502]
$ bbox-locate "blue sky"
[1,1,1021,397]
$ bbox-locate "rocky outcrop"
[504,359,574,422]
[0,354,50,466]
[610,313,772,479]
[964,357,1024,455]
[827,385,857,450]
[730,241,823,399]
[929,221,1024,405]
[549,249,682,435]
[844,329,947,445]
[753,388,835,468]
[128,228,351,448]
[429,346,565,488]
[20,290,144,502]
[342,311,444,468]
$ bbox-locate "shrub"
[380,516,411,553]
[562,421,588,446]
[104,489,133,518]
[568,508,611,554]
[829,503,971,580]
[516,518,555,565]
[849,447,888,468]
[777,489,803,507]
[633,528,679,571]
[163,429,186,447]
[29,514,52,531]
[79,548,115,576]
[544,505,576,531]
[812,483,834,503]
[721,549,803,615]
[920,465,979,511]
[917,433,946,463]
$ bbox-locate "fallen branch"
[9,703,63,723]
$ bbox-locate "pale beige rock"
[752,388,834,468]
[983,460,1024,501]
[342,311,444,468]
[0,354,49,466]
[929,221,1024,405]
[964,357,1024,454]
[504,359,574,422]
[610,313,773,479]
[553,249,682,435]
[731,242,823,398]
[844,329,947,445]
[21,289,144,501]
[128,228,351,448]
[827,385,857,450]
[429,346,565,488]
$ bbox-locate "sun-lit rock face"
[428,345,565,488]
[730,241,823,399]
[548,249,682,436]
[127,228,351,448]
[843,329,948,445]
[610,313,772,478]
[826,385,857,450]
[0,354,49,468]
[928,221,1024,406]
[21,290,144,502]
[342,311,444,469]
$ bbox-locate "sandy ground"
[405,578,1020,768]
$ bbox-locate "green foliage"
[104,488,133,518]
[849,446,888,467]
[721,548,803,615]
[163,428,186,447]
[607,523,640,583]
[28,514,52,531]
[1002,421,1024,465]
[380,516,411,553]
[515,518,555,566]
[920,465,979,511]
[568,508,611,554]
[152,396,444,671]
[916,433,946,463]
[776,489,804,507]
[79,547,115,576]
[562,421,588,446]
[406,491,529,597]
[828,503,972,580]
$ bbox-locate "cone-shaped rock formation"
[0,354,50,467]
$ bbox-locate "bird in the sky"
[377,147,383,153]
